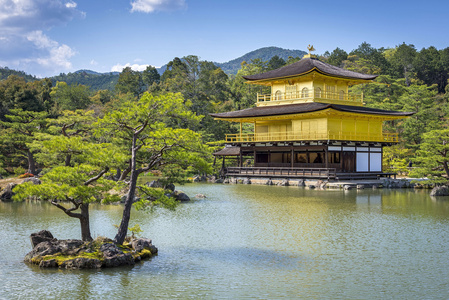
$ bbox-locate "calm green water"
[1,184,449,299]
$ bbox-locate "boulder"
[173,190,190,202]
[165,183,175,192]
[344,185,352,190]
[100,242,135,268]
[278,179,289,186]
[430,186,449,197]
[0,183,17,202]
[60,257,102,269]
[242,178,251,184]
[266,179,273,185]
[22,177,41,185]
[131,238,158,255]
[357,185,364,190]
[30,230,55,248]
[194,193,207,198]
[215,178,224,184]
[146,180,163,188]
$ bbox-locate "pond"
[1,184,448,299]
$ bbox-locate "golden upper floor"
[243,56,376,107]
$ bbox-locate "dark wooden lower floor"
[224,167,395,180]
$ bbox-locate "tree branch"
[84,167,110,186]
[50,200,82,219]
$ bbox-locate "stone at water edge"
[194,193,207,198]
[430,186,449,196]
[30,230,55,248]
[0,183,16,202]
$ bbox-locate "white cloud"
[130,0,186,13]
[27,31,75,69]
[90,59,98,66]
[0,0,84,76]
[111,63,150,72]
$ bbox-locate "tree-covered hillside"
[215,46,307,74]
[0,67,37,82]
[50,71,119,91]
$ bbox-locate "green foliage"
[13,164,121,204]
[50,81,91,112]
[50,71,119,91]
[410,129,449,184]
[115,67,144,97]
[383,145,412,175]
[128,224,143,239]
[134,186,178,212]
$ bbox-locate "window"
[339,90,345,100]
[327,85,335,98]
[315,87,322,98]
[285,85,297,99]
[295,152,307,163]
[301,87,309,98]
[275,90,282,100]
[310,152,324,164]
[256,152,269,163]
[328,152,341,164]
[271,152,291,164]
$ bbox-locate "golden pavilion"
[211,49,413,180]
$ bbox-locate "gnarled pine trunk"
[80,203,92,241]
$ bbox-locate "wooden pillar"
[239,151,243,168]
[291,146,294,168]
[325,146,328,169]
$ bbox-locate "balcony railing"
[225,131,399,143]
[226,167,337,179]
[256,90,363,105]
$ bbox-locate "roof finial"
[307,44,315,55]
[304,45,317,59]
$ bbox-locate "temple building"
[211,48,414,180]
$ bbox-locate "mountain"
[215,46,307,75]
[0,67,38,81]
[51,71,120,91]
[1,47,307,90]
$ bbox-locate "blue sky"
[1,0,448,77]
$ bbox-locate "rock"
[215,179,224,184]
[243,178,251,184]
[307,185,316,189]
[166,183,175,192]
[173,190,190,202]
[60,258,102,269]
[0,183,17,202]
[430,186,449,196]
[146,180,163,188]
[278,179,289,186]
[30,230,55,248]
[25,231,156,269]
[297,179,305,186]
[131,238,157,255]
[194,193,206,198]
[22,177,41,185]
[357,185,364,190]
[39,259,58,268]
[100,243,135,268]
[344,185,352,190]
[266,179,273,185]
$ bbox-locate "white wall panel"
[370,153,382,172]
[356,153,369,172]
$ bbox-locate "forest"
[1,42,449,183]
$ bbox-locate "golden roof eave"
[213,108,409,123]
[244,68,375,86]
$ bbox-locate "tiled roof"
[210,102,414,119]
[243,57,377,81]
